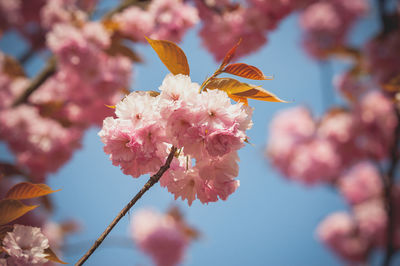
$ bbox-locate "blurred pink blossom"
[317,212,369,263]
[2,224,49,265]
[338,162,382,205]
[131,209,189,266]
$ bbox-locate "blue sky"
[0,2,393,265]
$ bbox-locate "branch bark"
[11,0,145,107]
[75,146,177,266]
[382,107,400,266]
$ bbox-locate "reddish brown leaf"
[220,39,242,69]
[205,78,286,104]
[145,37,190,76]
[2,55,25,78]
[5,182,61,200]
[0,199,38,225]
[102,19,120,32]
[44,248,68,264]
[223,63,273,80]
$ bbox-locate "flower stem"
[75,146,177,266]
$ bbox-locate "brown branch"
[18,47,36,65]
[12,56,57,107]
[74,146,177,266]
[382,107,400,266]
[12,0,145,107]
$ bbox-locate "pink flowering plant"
[0,0,399,265]
[99,37,284,206]
[265,0,400,265]
[130,206,198,266]
[0,181,66,265]
[78,37,284,264]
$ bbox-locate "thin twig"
[12,0,145,107]
[12,56,57,107]
[75,146,177,266]
[382,108,400,266]
[18,47,36,65]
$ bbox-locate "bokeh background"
[1,0,396,265]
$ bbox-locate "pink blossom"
[148,0,199,43]
[114,0,198,43]
[205,126,244,157]
[364,30,400,84]
[266,106,315,176]
[2,224,49,265]
[131,209,189,266]
[116,91,161,127]
[47,23,101,74]
[0,0,21,29]
[300,0,368,58]
[82,22,111,49]
[247,0,293,29]
[161,161,205,206]
[317,212,369,263]
[338,162,382,205]
[161,149,240,205]
[40,0,87,30]
[197,152,240,203]
[356,91,397,159]
[98,116,167,178]
[159,73,201,111]
[199,88,253,131]
[101,74,252,204]
[317,110,364,166]
[334,71,367,101]
[354,199,386,246]
[198,6,267,61]
[0,105,83,182]
[288,138,341,184]
[113,7,154,42]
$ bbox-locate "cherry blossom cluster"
[300,0,368,58]
[113,0,199,43]
[0,178,79,265]
[99,74,253,205]
[0,0,133,180]
[1,224,50,265]
[267,90,396,185]
[267,92,399,263]
[0,222,74,265]
[317,164,400,262]
[266,2,400,263]
[266,89,398,263]
[130,208,197,266]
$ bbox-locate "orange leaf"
[228,95,248,105]
[2,55,25,78]
[205,78,286,104]
[223,63,273,80]
[5,182,61,200]
[105,104,116,109]
[220,39,242,69]
[44,248,68,264]
[0,199,38,225]
[145,37,190,76]
[102,19,120,32]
